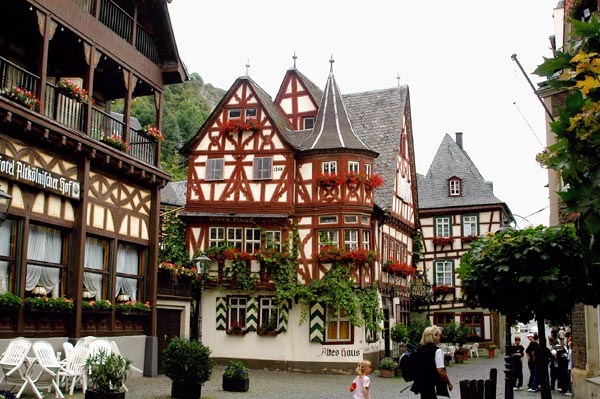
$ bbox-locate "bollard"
[459,368,497,399]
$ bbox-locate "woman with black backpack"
[410,325,453,399]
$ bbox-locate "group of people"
[512,327,573,396]
[349,324,574,399]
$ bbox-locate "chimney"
[455,132,463,149]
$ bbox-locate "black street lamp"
[504,315,515,399]
[0,188,12,225]
[194,255,211,342]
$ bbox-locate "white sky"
[168,0,560,227]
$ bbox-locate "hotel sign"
[0,154,81,200]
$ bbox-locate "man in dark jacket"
[411,325,453,399]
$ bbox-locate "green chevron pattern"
[246,297,258,331]
[278,299,290,332]
[309,302,324,343]
[216,297,227,330]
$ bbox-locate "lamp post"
[195,255,211,342]
[0,189,12,225]
[504,315,515,399]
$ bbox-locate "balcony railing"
[0,55,159,166]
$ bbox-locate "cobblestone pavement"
[13,350,559,399]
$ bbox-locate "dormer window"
[303,117,314,130]
[448,177,461,196]
[245,108,257,120]
[228,109,241,119]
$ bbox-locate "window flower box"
[226,323,247,336]
[432,285,454,296]
[57,79,90,102]
[461,235,478,243]
[364,173,384,190]
[116,300,151,315]
[25,296,74,312]
[143,124,164,141]
[100,134,130,152]
[82,299,113,313]
[433,236,454,246]
[317,173,344,188]
[383,260,415,277]
[219,118,260,134]
[0,292,23,309]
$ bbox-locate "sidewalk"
[16,353,545,399]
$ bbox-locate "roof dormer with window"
[448,177,462,197]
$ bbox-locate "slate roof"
[344,87,408,211]
[418,133,507,210]
[161,181,187,207]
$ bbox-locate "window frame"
[253,157,272,180]
[84,235,110,300]
[0,219,16,294]
[303,116,314,130]
[245,108,257,120]
[348,161,359,174]
[245,228,261,254]
[344,229,359,250]
[227,227,243,251]
[462,215,478,237]
[318,230,339,247]
[435,216,451,237]
[115,242,145,301]
[206,158,224,181]
[325,306,353,344]
[322,161,337,174]
[449,178,461,196]
[434,259,454,286]
[264,231,282,250]
[209,227,226,247]
[228,109,241,119]
[26,223,68,297]
[259,297,279,330]
[228,296,247,330]
[461,312,484,340]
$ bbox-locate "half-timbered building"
[0,0,186,376]
[415,133,513,347]
[180,61,418,371]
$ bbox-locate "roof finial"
[293,52,297,68]
[397,73,401,87]
[245,59,250,76]
[329,55,334,72]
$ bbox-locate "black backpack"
[400,348,418,382]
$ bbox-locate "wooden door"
[157,308,182,374]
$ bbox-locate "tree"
[460,225,590,398]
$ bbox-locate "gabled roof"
[294,68,324,105]
[180,75,293,155]
[418,133,507,210]
[298,66,375,155]
[344,86,409,211]
[161,181,187,207]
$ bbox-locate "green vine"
[412,231,423,266]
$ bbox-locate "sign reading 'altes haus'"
[0,154,80,199]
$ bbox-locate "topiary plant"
[162,337,215,384]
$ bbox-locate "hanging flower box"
[116,300,151,315]
[219,118,260,134]
[317,173,344,188]
[344,248,378,264]
[432,285,454,296]
[226,322,247,336]
[364,173,384,190]
[25,296,74,312]
[82,299,113,313]
[345,172,365,186]
[383,260,415,277]
[1,86,41,111]
[433,236,454,246]
[461,235,478,243]
[57,79,90,102]
[100,134,130,152]
[143,124,164,141]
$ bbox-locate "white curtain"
[84,237,105,299]
[0,220,11,294]
[116,243,138,300]
[26,225,62,297]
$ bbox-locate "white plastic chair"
[87,339,112,358]
[61,342,74,362]
[58,345,88,395]
[0,337,32,398]
[469,342,479,358]
[29,341,65,399]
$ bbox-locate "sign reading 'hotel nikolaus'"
[0,153,81,200]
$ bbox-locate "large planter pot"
[454,351,465,364]
[379,369,395,378]
[488,349,496,358]
[84,390,125,399]
[171,380,201,399]
[223,377,249,392]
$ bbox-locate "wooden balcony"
[0,55,159,166]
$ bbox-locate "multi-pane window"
[362,231,371,250]
[245,228,261,253]
[434,313,455,334]
[365,164,372,176]
[462,313,483,339]
[344,215,358,224]
[344,229,359,250]
[206,158,224,181]
[265,231,281,250]
[463,215,478,236]
[348,161,359,173]
[259,297,279,330]
[26,224,66,297]
[319,215,338,224]
[209,227,225,247]
[435,260,454,286]
[319,230,339,247]
[253,157,272,180]
[84,236,109,300]
[382,236,389,262]
[0,220,15,293]
[435,216,451,237]
[449,178,461,196]
[227,228,243,251]
[228,109,241,119]
[326,307,351,342]
[228,297,247,329]
[303,117,314,130]
[116,243,142,301]
[322,161,337,174]
[245,108,257,120]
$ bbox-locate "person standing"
[564,341,573,396]
[411,325,453,399]
[526,333,540,392]
[512,336,525,390]
[351,360,371,399]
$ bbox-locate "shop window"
[26,224,66,297]
[462,313,483,340]
[84,236,109,300]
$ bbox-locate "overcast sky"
[168,0,560,227]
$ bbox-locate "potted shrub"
[84,351,132,399]
[222,360,250,392]
[163,337,215,399]
[379,357,397,378]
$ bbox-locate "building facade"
[180,62,418,371]
[415,133,513,347]
[0,0,185,376]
